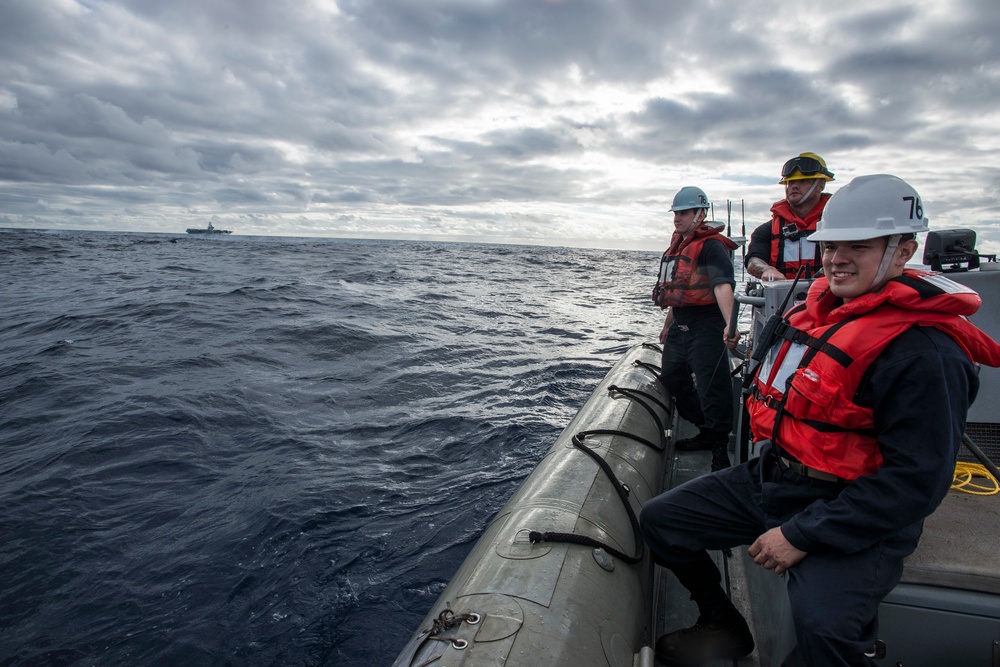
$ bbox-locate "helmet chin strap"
[790,179,819,206]
[870,234,902,291]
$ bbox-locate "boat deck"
[902,490,1000,595]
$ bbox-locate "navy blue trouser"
[660,317,733,435]
[639,444,916,667]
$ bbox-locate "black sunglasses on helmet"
[781,156,834,179]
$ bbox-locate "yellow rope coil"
[952,462,1000,496]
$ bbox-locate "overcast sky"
[2,0,999,252]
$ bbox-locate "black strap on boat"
[633,359,663,376]
[637,343,668,395]
[608,385,669,447]
[529,431,649,564]
[574,428,663,453]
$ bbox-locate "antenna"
[741,200,746,283]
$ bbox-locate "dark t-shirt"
[745,221,774,266]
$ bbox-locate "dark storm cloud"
[0,0,998,249]
[337,0,688,83]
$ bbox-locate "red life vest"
[747,269,1000,480]
[768,193,830,278]
[653,225,738,308]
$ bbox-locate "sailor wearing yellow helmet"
[745,152,835,280]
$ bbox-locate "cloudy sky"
[2,0,999,252]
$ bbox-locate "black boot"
[711,443,731,471]
[656,555,755,666]
[654,611,754,666]
[673,429,714,451]
[676,429,731,457]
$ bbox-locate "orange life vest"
[767,194,830,278]
[747,269,1000,480]
[653,225,738,308]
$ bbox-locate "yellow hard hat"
[779,152,835,183]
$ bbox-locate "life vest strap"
[775,322,854,368]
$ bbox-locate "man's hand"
[748,257,783,281]
[659,310,673,344]
[724,328,741,349]
[748,527,807,574]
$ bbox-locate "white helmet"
[810,174,930,241]
[669,186,710,212]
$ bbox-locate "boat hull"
[394,343,670,667]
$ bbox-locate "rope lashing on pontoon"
[529,428,664,565]
[607,385,669,446]
[632,358,669,395]
[636,342,671,395]
[633,359,662,376]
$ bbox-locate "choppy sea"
[0,228,673,666]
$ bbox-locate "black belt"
[778,456,848,484]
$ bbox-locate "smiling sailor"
[641,174,1000,666]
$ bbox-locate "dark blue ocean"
[0,228,665,666]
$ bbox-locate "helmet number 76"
[902,196,923,220]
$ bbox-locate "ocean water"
[0,229,669,666]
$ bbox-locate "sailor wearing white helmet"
[641,174,1000,666]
